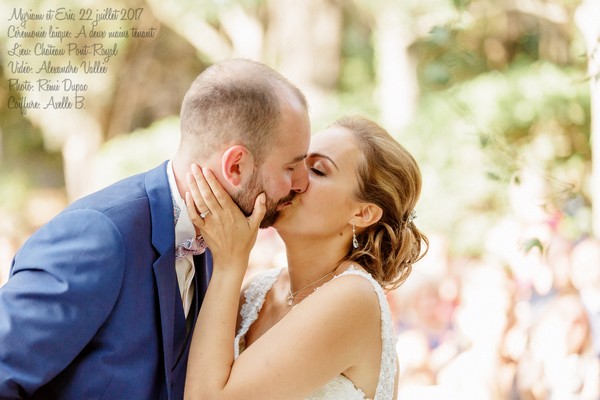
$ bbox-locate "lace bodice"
[234,267,397,400]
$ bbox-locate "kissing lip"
[276,193,296,211]
[276,200,294,211]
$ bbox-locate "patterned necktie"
[173,201,207,259]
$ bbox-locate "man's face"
[233,98,310,228]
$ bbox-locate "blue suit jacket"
[0,162,212,399]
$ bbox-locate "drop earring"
[352,223,359,249]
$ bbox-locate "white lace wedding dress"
[234,267,397,400]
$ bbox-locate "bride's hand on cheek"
[185,163,266,268]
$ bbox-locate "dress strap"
[234,267,284,359]
[331,268,397,400]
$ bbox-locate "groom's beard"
[260,191,295,228]
[233,173,295,229]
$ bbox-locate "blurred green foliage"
[93,117,179,189]
[406,61,589,253]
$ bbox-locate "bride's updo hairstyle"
[335,116,428,290]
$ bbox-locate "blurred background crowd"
[1,0,599,398]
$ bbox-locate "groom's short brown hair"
[179,59,307,164]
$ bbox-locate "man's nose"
[291,162,309,193]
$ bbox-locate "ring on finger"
[200,210,212,219]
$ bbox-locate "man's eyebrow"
[288,154,307,164]
[308,153,339,170]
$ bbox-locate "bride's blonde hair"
[334,116,428,290]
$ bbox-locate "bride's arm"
[226,274,380,399]
[183,165,265,399]
[183,166,381,400]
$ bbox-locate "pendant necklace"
[287,264,339,306]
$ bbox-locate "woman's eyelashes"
[307,160,327,176]
[306,156,332,177]
[310,167,326,176]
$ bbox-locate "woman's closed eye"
[310,167,326,176]
[306,153,336,177]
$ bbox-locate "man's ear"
[221,145,255,187]
[353,203,383,229]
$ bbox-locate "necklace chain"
[287,265,339,306]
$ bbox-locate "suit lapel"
[145,161,177,395]
[144,162,215,389]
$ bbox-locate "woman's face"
[274,126,363,239]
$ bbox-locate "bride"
[183,116,428,400]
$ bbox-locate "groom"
[0,59,310,399]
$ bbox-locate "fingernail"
[260,193,266,204]
[191,164,200,174]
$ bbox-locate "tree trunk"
[28,110,104,200]
[373,8,418,133]
[265,0,342,119]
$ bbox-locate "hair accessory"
[352,223,359,249]
[407,210,417,224]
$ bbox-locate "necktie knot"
[173,200,206,259]
[176,236,207,260]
